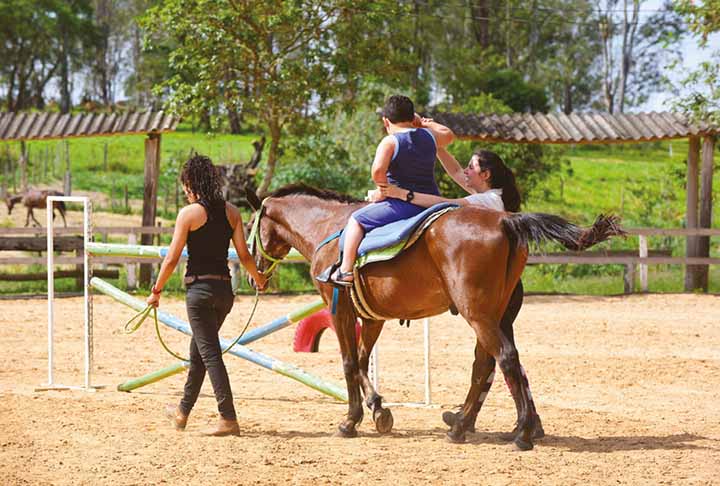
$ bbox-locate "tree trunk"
[59,28,71,114]
[257,120,281,197]
[599,5,615,113]
[563,82,573,114]
[228,108,242,134]
[616,0,639,114]
[470,0,490,49]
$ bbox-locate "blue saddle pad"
[338,202,459,261]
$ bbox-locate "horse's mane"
[269,183,361,204]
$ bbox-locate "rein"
[122,201,276,361]
[123,288,260,362]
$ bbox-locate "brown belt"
[184,274,231,285]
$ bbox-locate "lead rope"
[123,288,260,361]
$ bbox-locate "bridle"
[247,198,285,277]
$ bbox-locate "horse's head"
[245,190,292,285]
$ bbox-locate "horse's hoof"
[334,424,358,438]
[501,417,545,442]
[513,437,534,451]
[533,417,545,440]
[445,429,466,444]
[442,410,476,433]
[373,408,394,434]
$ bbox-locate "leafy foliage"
[673,1,720,124]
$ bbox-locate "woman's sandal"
[330,269,354,287]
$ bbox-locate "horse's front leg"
[29,208,41,227]
[358,319,393,434]
[331,290,364,437]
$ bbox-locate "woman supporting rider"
[373,147,544,439]
[146,154,267,437]
[328,95,457,286]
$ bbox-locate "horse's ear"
[245,188,261,211]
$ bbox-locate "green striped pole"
[117,361,189,392]
[91,278,346,401]
[116,299,326,392]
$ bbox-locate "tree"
[0,0,96,112]
[89,0,137,106]
[536,0,602,114]
[145,0,414,195]
[673,1,720,124]
[596,0,684,113]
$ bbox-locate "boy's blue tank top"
[387,128,439,195]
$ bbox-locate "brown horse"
[247,184,622,450]
[5,190,67,227]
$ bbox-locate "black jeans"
[179,280,236,420]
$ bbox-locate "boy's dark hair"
[180,154,225,215]
[383,95,415,123]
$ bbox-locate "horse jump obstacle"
[91,278,347,401]
[37,195,98,392]
[41,228,428,403]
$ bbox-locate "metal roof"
[429,111,719,144]
[0,111,179,141]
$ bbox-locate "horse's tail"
[501,213,625,251]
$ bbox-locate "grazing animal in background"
[5,190,68,227]
[246,184,624,451]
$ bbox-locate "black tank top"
[185,201,233,277]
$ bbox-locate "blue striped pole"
[91,277,346,401]
[117,300,326,392]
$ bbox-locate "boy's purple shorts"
[351,198,426,232]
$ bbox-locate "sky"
[636,0,719,112]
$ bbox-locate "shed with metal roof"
[0,111,181,285]
[429,111,717,291]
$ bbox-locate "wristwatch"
[405,190,415,202]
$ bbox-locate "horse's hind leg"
[494,281,544,441]
[446,344,495,444]
[471,320,537,451]
[55,204,68,227]
[357,319,393,434]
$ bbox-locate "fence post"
[19,141,28,191]
[63,141,72,196]
[126,233,137,289]
[638,235,648,292]
[685,136,701,290]
[623,264,635,294]
[44,146,49,180]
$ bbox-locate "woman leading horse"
[246,184,621,450]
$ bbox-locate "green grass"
[525,140,720,228]
[1,135,718,296]
[1,124,261,203]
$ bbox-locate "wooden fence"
[0,225,718,293]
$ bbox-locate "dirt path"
[1,293,718,485]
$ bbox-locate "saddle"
[317,203,459,321]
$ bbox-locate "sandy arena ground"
[1,292,719,485]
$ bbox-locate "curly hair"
[180,154,225,214]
